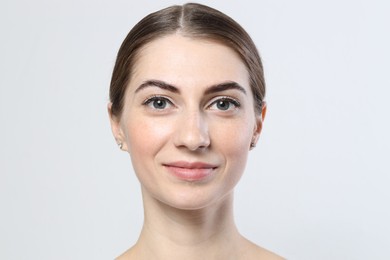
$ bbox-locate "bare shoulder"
[115,246,136,260]
[240,238,285,260]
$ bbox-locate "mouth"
[162,161,218,182]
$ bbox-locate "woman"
[108,3,283,259]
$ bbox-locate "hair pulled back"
[110,3,265,117]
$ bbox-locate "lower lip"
[164,165,215,182]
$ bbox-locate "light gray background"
[1,0,389,259]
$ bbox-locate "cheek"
[209,117,253,169]
[208,120,253,195]
[123,118,173,187]
[210,117,253,153]
[126,119,171,157]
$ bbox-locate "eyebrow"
[135,80,180,93]
[135,80,247,95]
[204,82,247,95]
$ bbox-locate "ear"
[251,102,267,148]
[107,102,127,151]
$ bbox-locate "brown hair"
[109,3,265,118]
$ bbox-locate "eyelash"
[142,95,241,111]
[142,95,174,109]
[208,96,241,110]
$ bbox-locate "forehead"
[130,34,250,90]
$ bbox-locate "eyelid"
[142,95,176,111]
[142,95,173,105]
[207,96,241,110]
[141,95,240,111]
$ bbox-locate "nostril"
[180,133,210,151]
[173,114,210,151]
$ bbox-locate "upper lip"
[163,161,218,169]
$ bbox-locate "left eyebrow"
[204,82,247,95]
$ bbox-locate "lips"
[163,161,217,182]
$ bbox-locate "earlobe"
[107,103,127,151]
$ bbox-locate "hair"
[109,3,265,118]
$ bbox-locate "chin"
[155,186,234,211]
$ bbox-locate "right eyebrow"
[135,80,180,94]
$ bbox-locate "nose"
[173,110,210,151]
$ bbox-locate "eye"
[143,96,173,110]
[208,97,240,111]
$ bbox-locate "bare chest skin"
[116,238,284,260]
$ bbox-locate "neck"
[132,187,243,259]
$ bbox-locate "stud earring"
[250,142,256,149]
[118,143,123,150]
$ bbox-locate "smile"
[163,161,218,182]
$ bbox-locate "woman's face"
[110,34,265,210]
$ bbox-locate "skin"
[109,34,282,259]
